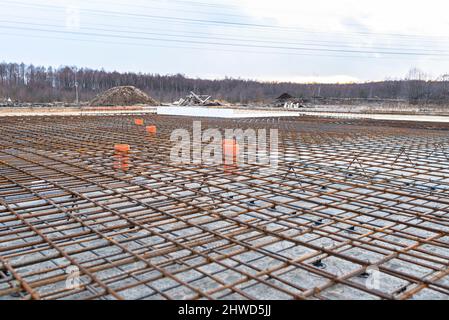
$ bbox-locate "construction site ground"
[0,113,449,300]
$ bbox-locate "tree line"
[1,62,448,104]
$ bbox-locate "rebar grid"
[0,114,448,300]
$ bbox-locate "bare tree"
[1,61,449,105]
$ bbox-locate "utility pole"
[74,67,79,105]
[75,81,79,105]
[442,74,449,101]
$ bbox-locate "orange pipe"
[146,125,157,134]
[222,139,239,172]
[113,144,130,171]
[114,144,130,153]
[222,139,239,156]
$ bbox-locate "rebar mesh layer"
[0,115,449,300]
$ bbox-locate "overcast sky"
[1,0,449,83]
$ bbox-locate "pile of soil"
[90,86,158,106]
[276,93,294,100]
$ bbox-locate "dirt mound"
[276,93,294,100]
[90,86,158,106]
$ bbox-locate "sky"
[1,0,449,83]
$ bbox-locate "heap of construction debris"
[272,92,305,109]
[90,86,159,106]
[174,91,222,106]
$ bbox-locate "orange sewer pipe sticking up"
[222,139,239,172]
[134,119,144,126]
[114,144,130,153]
[222,139,239,158]
[146,125,157,134]
[114,144,130,171]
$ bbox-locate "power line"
[2,0,449,41]
[4,14,447,49]
[81,0,248,19]
[1,23,449,57]
[1,19,448,54]
[0,31,369,59]
[4,30,448,62]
